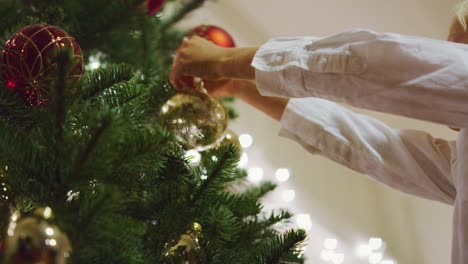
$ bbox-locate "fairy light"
[295,214,312,231]
[89,61,101,70]
[239,134,253,148]
[7,211,19,236]
[247,167,264,183]
[324,238,338,250]
[281,189,296,202]
[368,252,383,264]
[86,52,106,70]
[45,239,57,247]
[357,244,372,258]
[332,253,345,264]
[369,237,383,250]
[43,207,53,219]
[235,124,398,264]
[184,150,201,165]
[275,168,290,182]
[238,152,248,168]
[320,250,334,262]
[45,227,54,236]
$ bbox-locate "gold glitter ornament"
[164,222,202,264]
[159,90,228,151]
[217,129,242,151]
[4,207,71,264]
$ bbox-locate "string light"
[368,252,383,264]
[247,167,264,183]
[238,132,399,264]
[89,61,101,70]
[320,250,334,262]
[357,237,392,263]
[86,52,106,70]
[239,134,253,148]
[295,214,312,231]
[332,253,344,264]
[45,227,54,236]
[324,238,338,250]
[281,189,296,202]
[238,152,248,168]
[369,237,383,250]
[184,150,201,165]
[357,244,372,258]
[275,168,290,182]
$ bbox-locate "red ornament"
[190,25,236,48]
[146,0,164,16]
[1,24,84,105]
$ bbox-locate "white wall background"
[176,0,461,263]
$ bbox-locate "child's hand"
[170,36,229,90]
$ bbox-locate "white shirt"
[251,29,468,264]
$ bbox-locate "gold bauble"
[159,91,228,151]
[4,207,71,264]
[164,222,203,264]
[218,129,242,151]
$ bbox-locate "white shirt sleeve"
[280,98,455,205]
[453,130,468,263]
[252,29,468,128]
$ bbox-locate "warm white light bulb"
[45,239,57,247]
[332,253,345,264]
[369,237,383,250]
[296,214,312,231]
[324,238,338,250]
[45,227,54,236]
[275,168,290,182]
[357,244,372,258]
[320,250,333,262]
[247,168,264,183]
[238,152,248,168]
[281,189,296,202]
[368,252,383,264]
[43,207,52,219]
[239,134,253,148]
[90,61,101,70]
[184,150,201,165]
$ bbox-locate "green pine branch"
[250,230,307,264]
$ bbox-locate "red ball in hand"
[190,25,236,48]
[146,0,165,16]
[2,24,84,105]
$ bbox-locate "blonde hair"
[456,0,468,29]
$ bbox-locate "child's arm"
[220,79,454,204]
[172,30,468,128]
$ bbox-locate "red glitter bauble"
[190,25,236,48]
[147,0,165,16]
[1,24,84,105]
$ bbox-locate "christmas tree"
[0,0,307,263]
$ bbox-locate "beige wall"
[178,0,460,263]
